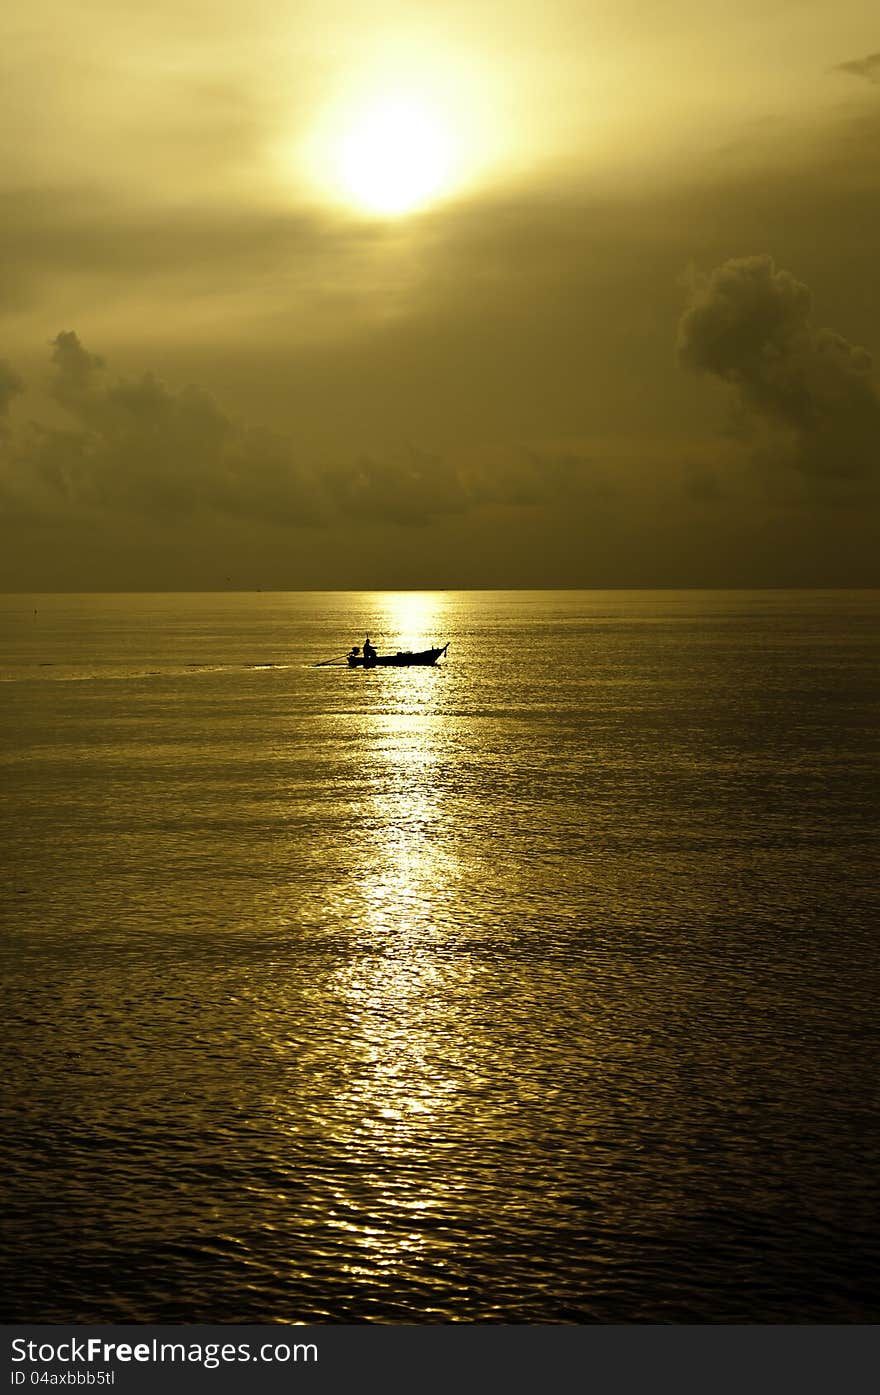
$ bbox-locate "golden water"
[1,590,878,1321]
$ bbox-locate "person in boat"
[362,635,377,665]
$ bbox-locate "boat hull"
[348,644,448,668]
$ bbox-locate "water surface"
[1,590,878,1321]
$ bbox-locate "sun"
[330,95,455,216]
[335,97,454,216]
[294,50,505,219]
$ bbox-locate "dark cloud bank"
[0,331,591,534]
[1,251,877,587]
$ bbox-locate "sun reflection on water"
[365,589,451,656]
[283,598,478,1282]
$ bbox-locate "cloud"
[51,329,105,385]
[835,52,880,84]
[322,445,607,526]
[324,449,470,525]
[683,463,724,502]
[0,359,23,417]
[2,334,606,536]
[1,332,327,526]
[678,255,880,483]
[471,449,611,508]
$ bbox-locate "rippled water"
[1,589,878,1322]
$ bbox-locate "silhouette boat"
[347,643,449,669]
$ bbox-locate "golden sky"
[1,0,879,587]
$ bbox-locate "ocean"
[1,589,878,1322]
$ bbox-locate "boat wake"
[1,662,296,683]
